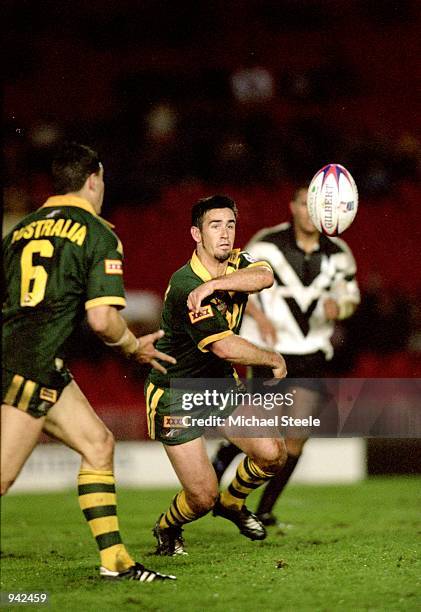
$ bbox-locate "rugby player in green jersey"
[146,195,288,556]
[2,143,176,582]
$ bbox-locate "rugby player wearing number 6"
[1,143,176,582]
[146,195,287,556]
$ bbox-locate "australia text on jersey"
[11,219,87,246]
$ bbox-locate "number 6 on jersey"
[20,239,54,307]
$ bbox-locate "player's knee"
[82,428,115,468]
[254,440,287,473]
[187,489,218,515]
[94,428,115,463]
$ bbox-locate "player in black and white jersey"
[212,186,360,525]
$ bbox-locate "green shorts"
[2,364,73,419]
[145,380,238,445]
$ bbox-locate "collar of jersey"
[41,195,115,228]
[296,238,320,253]
[190,251,213,281]
[190,249,241,281]
[288,225,320,253]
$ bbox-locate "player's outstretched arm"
[187,266,273,313]
[210,334,286,379]
[87,305,176,374]
[245,299,278,346]
[132,330,177,374]
[326,242,360,320]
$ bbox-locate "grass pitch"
[1,477,420,611]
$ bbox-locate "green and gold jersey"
[2,195,126,386]
[148,249,271,387]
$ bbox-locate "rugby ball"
[307,164,358,235]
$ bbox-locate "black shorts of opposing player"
[249,351,339,436]
[2,364,72,418]
[250,350,328,393]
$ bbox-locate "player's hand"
[134,330,176,374]
[324,298,340,320]
[187,281,215,314]
[256,316,278,347]
[264,355,287,386]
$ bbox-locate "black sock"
[212,442,242,483]
[256,453,300,516]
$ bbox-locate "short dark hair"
[52,142,101,194]
[191,195,238,229]
[291,186,308,202]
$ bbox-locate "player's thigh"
[164,437,217,498]
[43,380,113,457]
[290,386,322,419]
[1,404,45,485]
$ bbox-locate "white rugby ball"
[307,163,358,235]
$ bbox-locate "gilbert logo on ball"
[307,164,358,235]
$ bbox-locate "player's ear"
[87,172,99,193]
[191,226,201,244]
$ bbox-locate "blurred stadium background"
[4,0,421,490]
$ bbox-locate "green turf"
[1,477,420,611]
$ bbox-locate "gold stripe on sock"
[229,476,258,495]
[220,488,244,509]
[160,513,172,528]
[176,491,197,521]
[165,497,184,525]
[169,501,184,523]
[220,457,274,510]
[160,490,200,528]
[161,500,184,528]
[88,516,119,537]
[77,470,134,573]
[238,461,266,486]
[78,492,117,510]
[78,471,114,485]
[245,457,273,480]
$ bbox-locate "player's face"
[199,208,236,262]
[290,189,317,234]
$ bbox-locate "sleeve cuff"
[197,330,234,353]
[246,261,273,273]
[85,296,127,310]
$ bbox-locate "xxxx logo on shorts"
[163,416,187,428]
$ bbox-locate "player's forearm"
[332,277,360,320]
[210,266,273,294]
[210,335,282,368]
[245,299,266,322]
[87,305,138,355]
